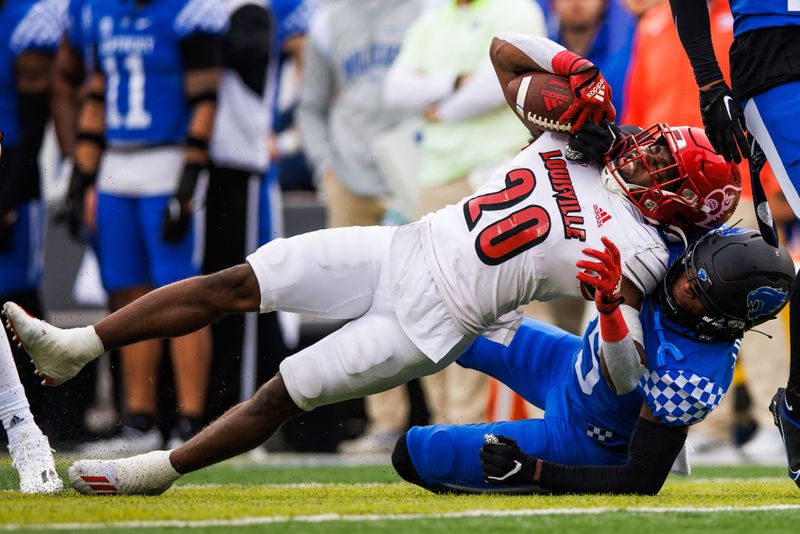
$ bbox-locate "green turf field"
[1,459,799,532]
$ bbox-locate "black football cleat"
[771,388,800,487]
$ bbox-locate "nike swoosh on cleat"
[489,461,522,482]
[785,395,794,412]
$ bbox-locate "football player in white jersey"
[3,33,740,495]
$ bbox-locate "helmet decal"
[716,226,749,236]
[696,268,709,282]
[746,286,789,321]
[696,184,742,229]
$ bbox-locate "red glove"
[576,236,624,314]
[552,50,615,134]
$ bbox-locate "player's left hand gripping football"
[699,81,750,163]
[566,120,620,163]
[480,434,537,485]
[576,236,624,314]
[553,52,615,134]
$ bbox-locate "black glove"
[699,82,750,163]
[566,120,620,164]
[480,434,537,485]
[60,166,97,241]
[161,162,202,243]
[0,210,17,253]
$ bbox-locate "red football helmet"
[601,123,741,233]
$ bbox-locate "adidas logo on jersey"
[594,204,612,227]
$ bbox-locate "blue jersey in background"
[0,0,61,148]
[85,0,227,147]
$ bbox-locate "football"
[505,72,574,135]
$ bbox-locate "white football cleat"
[2,302,104,386]
[9,433,63,494]
[68,450,181,496]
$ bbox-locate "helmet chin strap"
[600,166,629,198]
[663,224,688,248]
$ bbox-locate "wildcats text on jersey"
[539,150,586,241]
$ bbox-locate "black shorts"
[731,26,800,100]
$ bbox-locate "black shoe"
[770,388,800,487]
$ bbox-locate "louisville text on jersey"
[539,150,586,241]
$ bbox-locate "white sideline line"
[4,505,800,530]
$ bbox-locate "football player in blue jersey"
[668,0,800,488]
[64,0,226,455]
[391,228,794,494]
[0,0,60,325]
[0,0,64,493]
[51,0,93,164]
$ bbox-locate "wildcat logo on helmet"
[697,268,709,282]
[747,286,789,320]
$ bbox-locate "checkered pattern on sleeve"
[10,0,64,55]
[586,424,614,443]
[642,369,724,426]
[174,0,228,38]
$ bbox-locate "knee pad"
[391,429,451,494]
[391,432,422,485]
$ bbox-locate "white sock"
[121,450,182,488]
[0,328,41,447]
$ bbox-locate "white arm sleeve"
[383,62,456,112]
[601,304,647,395]
[494,31,567,74]
[437,58,506,122]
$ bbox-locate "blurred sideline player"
[5,32,739,495]
[0,0,59,358]
[63,0,225,455]
[1,0,86,440]
[393,229,793,494]
[667,0,800,485]
[0,0,58,290]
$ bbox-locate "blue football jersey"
[86,0,227,146]
[65,0,96,69]
[566,298,739,447]
[0,0,61,147]
[730,0,800,37]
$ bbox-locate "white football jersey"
[394,132,668,362]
